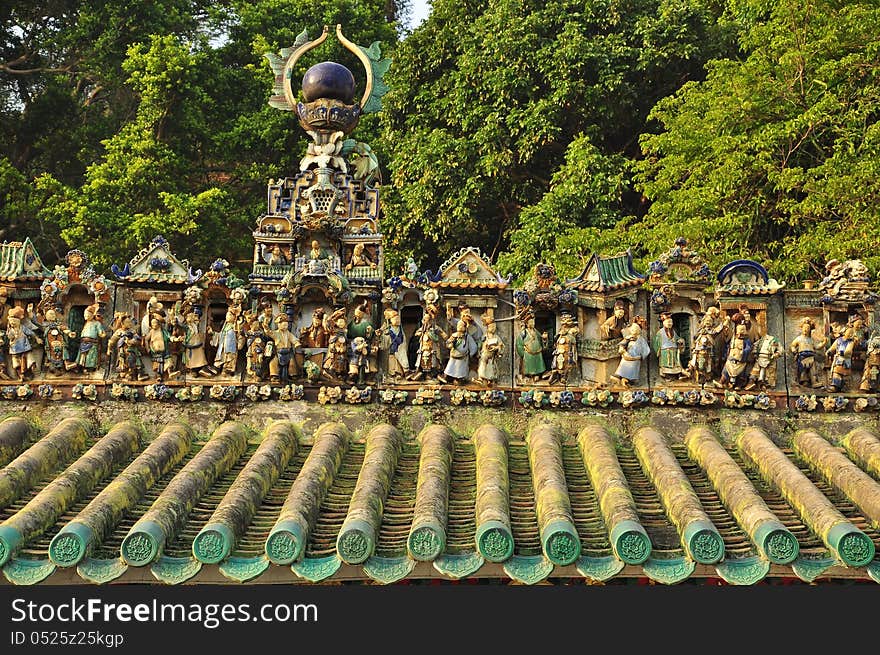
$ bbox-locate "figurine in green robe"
[515,313,546,382]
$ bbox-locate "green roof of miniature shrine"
[569,251,645,293]
[0,239,52,283]
[1,406,878,586]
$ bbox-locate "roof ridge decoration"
[648,237,711,286]
[431,246,510,290]
[566,249,645,294]
[0,238,52,282]
[818,258,876,304]
[112,235,202,285]
[716,259,785,296]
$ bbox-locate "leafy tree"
[632,0,880,282]
[380,0,734,277]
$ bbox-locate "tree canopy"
[2,0,879,284]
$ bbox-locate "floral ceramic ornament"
[795,395,818,412]
[413,387,442,405]
[450,388,478,406]
[480,389,506,407]
[379,389,408,405]
[318,386,343,404]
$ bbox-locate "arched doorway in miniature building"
[294,284,335,374]
[672,312,692,370]
[400,289,424,369]
[61,284,93,363]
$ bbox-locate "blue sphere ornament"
[301,62,356,103]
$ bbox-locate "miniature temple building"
[428,247,513,385]
[0,238,52,306]
[715,260,785,391]
[565,250,646,386]
[646,238,714,383]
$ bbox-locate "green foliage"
[634,0,880,282]
[380,0,733,278]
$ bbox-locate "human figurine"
[447,302,483,343]
[410,305,446,381]
[107,313,145,381]
[212,306,242,375]
[440,321,478,384]
[735,305,762,343]
[323,310,349,382]
[181,312,216,378]
[515,312,547,383]
[245,318,270,382]
[476,319,504,386]
[42,308,76,376]
[715,323,752,389]
[75,304,105,375]
[140,296,166,337]
[6,307,41,380]
[697,307,727,377]
[609,321,650,388]
[346,303,376,380]
[269,314,299,384]
[261,243,289,266]
[349,336,371,385]
[654,314,688,381]
[600,300,628,341]
[687,333,715,385]
[345,243,377,272]
[380,309,409,380]
[257,301,276,333]
[745,333,783,390]
[146,317,175,380]
[790,318,825,388]
[825,327,855,392]
[859,336,880,392]
[546,324,579,385]
[300,308,329,348]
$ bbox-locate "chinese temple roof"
[0,239,52,283]
[567,251,645,293]
[2,407,878,586]
[430,247,510,290]
[112,236,201,286]
[716,260,785,296]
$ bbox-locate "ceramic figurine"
[146,316,175,380]
[654,313,688,381]
[735,304,762,343]
[42,308,76,376]
[245,318,270,382]
[323,309,349,382]
[300,308,330,348]
[380,309,409,380]
[74,304,105,375]
[6,307,40,380]
[608,320,650,388]
[546,319,578,385]
[410,305,446,381]
[182,311,217,378]
[715,323,752,389]
[347,303,376,378]
[790,318,825,388]
[515,310,546,383]
[439,321,478,385]
[600,300,628,340]
[687,332,714,385]
[140,296,166,337]
[261,244,290,266]
[258,301,276,333]
[476,319,504,386]
[107,313,146,381]
[349,336,371,385]
[745,333,783,390]
[825,327,855,392]
[859,336,880,392]
[448,302,483,343]
[344,243,377,272]
[269,314,299,384]
[212,306,243,375]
